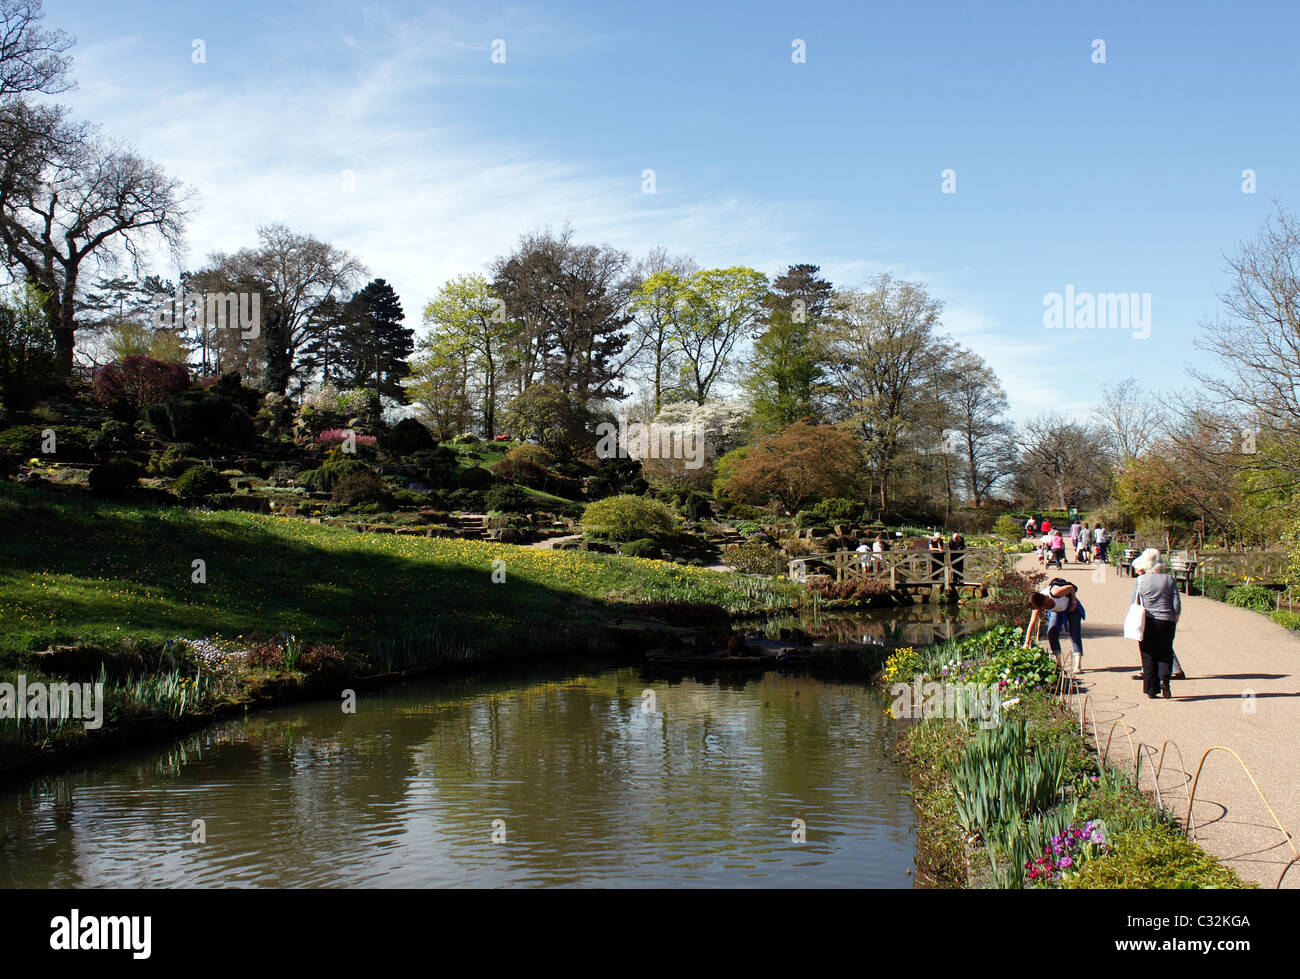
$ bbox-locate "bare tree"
[0,125,191,371]
[949,348,1016,506]
[1096,376,1162,464]
[1188,202,1300,496]
[0,0,73,97]
[1017,414,1110,510]
[205,225,366,393]
[823,273,944,511]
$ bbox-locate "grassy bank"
[0,480,803,771]
[888,627,1249,889]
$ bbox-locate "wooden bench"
[1169,557,1198,594]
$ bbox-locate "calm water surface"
[0,665,916,887]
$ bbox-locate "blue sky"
[46,0,1300,419]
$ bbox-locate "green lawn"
[0,480,800,658]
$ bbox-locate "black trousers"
[1139,614,1177,696]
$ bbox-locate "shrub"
[451,432,480,445]
[993,515,1025,542]
[491,456,550,489]
[620,538,663,560]
[810,497,861,526]
[145,387,256,449]
[502,443,554,469]
[586,457,648,499]
[1225,584,1275,613]
[92,356,190,418]
[723,541,788,576]
[318,428,378,451]
[332,470,390,507]
[1197,573,1231,602]
[88,457,142,497]
[90,420,134,456]
[982,567,1045,627]
[446,487,485,511]
[299,458,373,494]
[0,424,45,456]
[406,447,458,487]
[150,442,203,477]
[679,490,713,521]
[484,483,534,514]
[581,494,674,542]
[337,388,381,421]
[0,424,94,462]
[381,417,436,456]
[808,577,890,602]
[246,642,283,670]
[173,465,232,502]
[458,465,495,490]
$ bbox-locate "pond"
[763,602,992,648]
[0,662,917,887]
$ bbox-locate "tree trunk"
[55,285,79,372]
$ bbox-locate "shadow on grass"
[0,481,708,659]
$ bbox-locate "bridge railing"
[788,546,1006,586]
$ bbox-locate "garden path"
[1017,553,1300,888]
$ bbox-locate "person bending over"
[1024,580,1085,674]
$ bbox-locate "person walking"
[1129,548,1181,699]
[1069,518,1082,554]
[1024,579,1085,674]
[1076,522,1091,562]
[1093,523,1109,563]
[1025,516,1038,537]
[1048,528,1065,569]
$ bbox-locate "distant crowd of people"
[1025,515,1108,569]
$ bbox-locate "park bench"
[1119,547,1139,576]
[1169,556,1198,594]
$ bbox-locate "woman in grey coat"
[1130,548,1181,699]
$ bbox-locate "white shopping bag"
[1123,601,1146,641]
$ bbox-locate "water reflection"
[0,666,915,888]
[762,606,991,647]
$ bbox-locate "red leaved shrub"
[93,356,191,416]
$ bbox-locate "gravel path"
[1019,553,1300,887]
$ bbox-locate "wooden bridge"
[788,546,1006,590]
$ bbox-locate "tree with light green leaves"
[670,266,768,404]
[421,273,517,438]
[404,342,472,442]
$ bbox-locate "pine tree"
[337,278,413,401]
[742,264,833,431]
